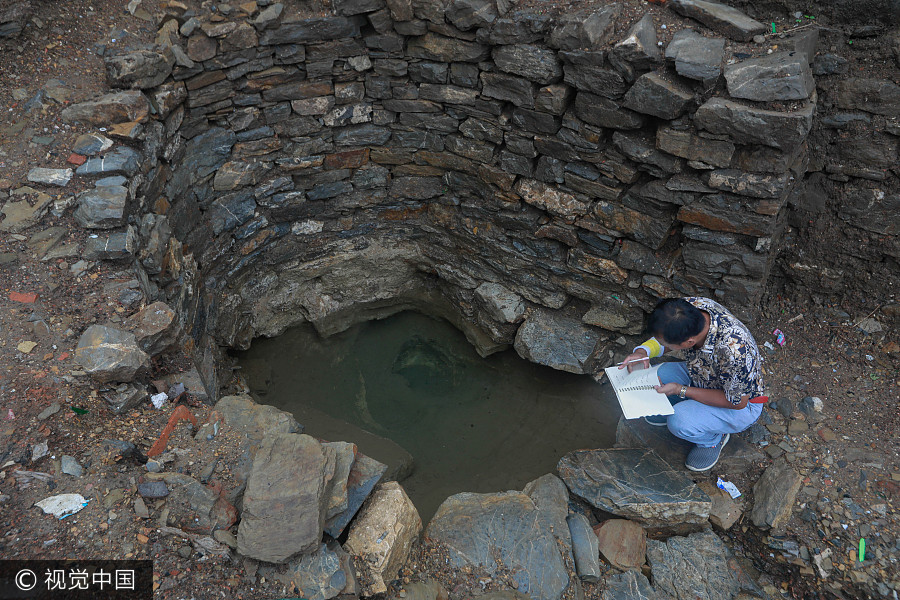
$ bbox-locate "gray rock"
[835,78,900,117]
[563,64,628,99]
[694,97,814,150]
[549,4,620,51]
[407,32,489,63]
[665,29,725,84]
[209,191,257,235]
[567,513,600,583]
[558,448,711,526]
[26,168,72,187]
[237,433,334,563]
[575,93,644,129]
[667,0,765,42]
[76,147,141,177]
[725,51,815,101]
[37,403,60,420]
[123,301,179,356]
[264,542,349,600]
[515,178,588,218]
[138,481,170,499]
[612,131,683,176]
[162,368,209,405]
[75,325,151,383]
[426,490,570,600]
[514,308,602,375]
[600,570,658,600]
[105,47,175,89]
[324,451,387,538]
[751,458,802,530]
[83,226,138,260]
[60,90,149,125]
[475,282,525,323]
[74,186,128,229]
[812,53,848,76]
[0,189,53,233]
[252,3,284,29]
[493,44,562,85]
[656,127,734,168]
[612,14,659,71]
[72,133,114,156]
[582,296,643,335]
[445,0,497,30]
[333,124,391,146]
[623,72,693,119]
[334,0,383,16]
[258,17,360,45]
[480,72,535,108]
[781,29,819,64]
[102,382,147,414]
[61,455,83,477]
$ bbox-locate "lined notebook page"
[603,364,676,419]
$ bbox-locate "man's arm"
[654,383,749,409]
[619,337,665,372]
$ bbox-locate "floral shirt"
[682,297,765,406]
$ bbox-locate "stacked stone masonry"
[60,0,840,397]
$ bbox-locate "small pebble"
[753,34,766,44]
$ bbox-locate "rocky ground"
[1,0,899,599]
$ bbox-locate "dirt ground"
[1,0,899,599]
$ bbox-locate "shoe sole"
[644,417,668,427]
[686,433,730,472]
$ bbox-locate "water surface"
[237,311,620,520]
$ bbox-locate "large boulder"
[75,325,151,383]
[426,490,571,600]
[60,90,150,125]
[345,481,421,596]
[750,458,802,530]
[237,433,336,563]
[123,301,180,356]
[558,448,711,527]
[514,308,604,374]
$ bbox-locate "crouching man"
[620,297,765,472]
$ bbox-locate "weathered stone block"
[74,186,128,229]
[567,248,629,285]
[623,72,693,119]
[694,96,814,151]
[258,17,361,45]
[515,178,588,218]
[835,78,900,117]
[725,51,815,101]
[407,32,489,63]
[665,28,725,84]
[493,44,562,84]
[612,14,659,70]
[677,194,775,236]
[667,0,765,42]
[558,448,711,526]
[534,84,572,116]
[345,482,421,596]
[705,169,789,199]
[83,227,138,261]
[574,92,643,129]
[563,64,627,99]
[548,5,620,51]
[105,47,175,90]
[514,308,604,374]
[480,72,535,108]
[445,0,496,30]
[751,458,802,530]
[656,126,734,167]
[75,325,151,383]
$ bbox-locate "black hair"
[647,298,705,345]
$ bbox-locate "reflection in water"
[236,311,620,520]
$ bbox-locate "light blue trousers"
[657,362,762,448]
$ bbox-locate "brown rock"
[594,519,646,569]
[697,481,741,530]
[124,301,179,356]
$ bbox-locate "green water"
[236,311,619,521]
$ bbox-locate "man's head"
[648,298,706,349]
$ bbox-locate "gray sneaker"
[685,433,730,472]
[644,415,668,427]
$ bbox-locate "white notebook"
[603,364,676,420]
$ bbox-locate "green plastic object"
[771,22,777,33]
[859,538,866,561]
[70,406,89,415]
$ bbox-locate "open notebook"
[603,364,676,420]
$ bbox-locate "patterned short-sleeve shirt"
[682,297,765,406]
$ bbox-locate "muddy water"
[236,311,620,521]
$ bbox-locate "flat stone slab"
[76,146,141,177]
[74,185,128,229]
[75,324,150,383]
[623,72,693,119]
[557,448,711,527]
[665,29,725,84]
[425,491,570,600]
[26,168,72,187]
[751,457,802,530]
[60,90,149,125]
[667,0,765,42]
[513,308,603,375]
[647,530,764,599]
[0,192,53,233]
[615,416,765,473]
[725,51,815,101]
[324,451,387,539]
[694,96,814,151]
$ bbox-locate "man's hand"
[654,382,682,396]
[618,349,649,372]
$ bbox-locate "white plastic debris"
[716,477,742,499]
[763,341,775,351]
[151,392,168,409]
[35,493,89,519]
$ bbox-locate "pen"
[618,357,652,367]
